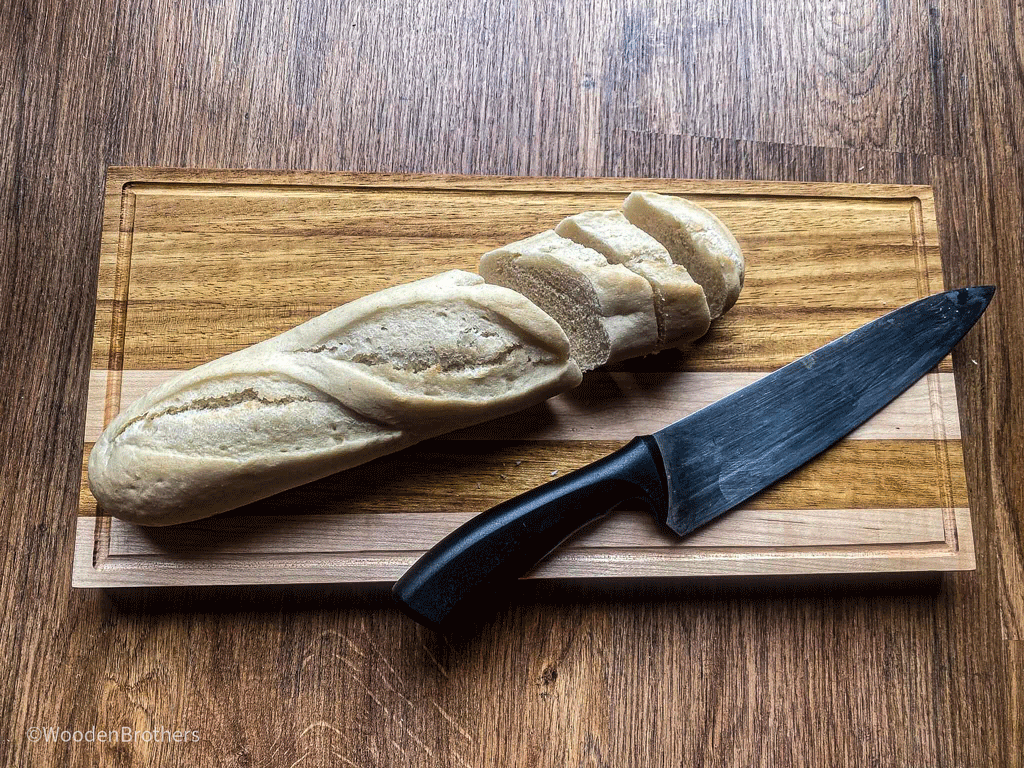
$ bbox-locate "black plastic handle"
[392,436,668,630]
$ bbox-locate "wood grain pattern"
[2,0,1021,766]
[78,438,968,518]
[964,0,1024,649]
[96,173,942,371]
[72,170,971,587]
[83,369,965,443]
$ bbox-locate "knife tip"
[952,285,995,309]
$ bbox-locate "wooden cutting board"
[73,168,972,587]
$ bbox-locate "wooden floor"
[2,0,1022,764]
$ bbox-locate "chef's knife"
[393,286,994,630]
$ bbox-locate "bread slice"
[555,210,711,348]
[478,231,659,370]
[621,191,744,319]
[88,270,583,525]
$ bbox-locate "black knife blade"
[393,286,994,630]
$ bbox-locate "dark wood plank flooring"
[2,0,1021,764]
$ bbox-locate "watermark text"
[27,726,199,744]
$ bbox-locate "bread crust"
[88,271,582,525]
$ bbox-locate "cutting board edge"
[71,508,976,589]
[75,170,974,588]
[102,165,937,201]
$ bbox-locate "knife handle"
[392,436,667,630]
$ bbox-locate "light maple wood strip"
[74,545,968,588]
[84,369,962,443]
[71,547,975,587]
[72,508,973,588]
[104,507,948,558]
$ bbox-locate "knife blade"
[392,286,994,630]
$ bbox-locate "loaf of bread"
[88,271,582,525]
[478,231,659,370]
[90,192,744,526]
[554,210,712,349]
[621,191,744,319]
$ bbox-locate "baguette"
[621,191,744,319]
[478,231,659,370]
[90,195,746,527]
[88,270,582,525]
[555,210,712,348]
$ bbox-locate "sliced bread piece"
[479,231,659,370]
[555,210,712,348]
[621,191,744,319]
